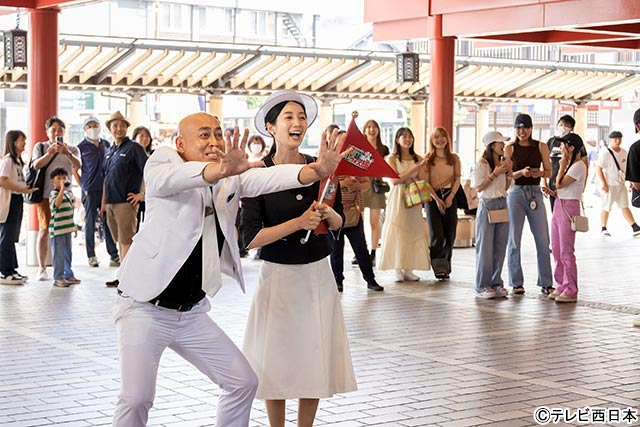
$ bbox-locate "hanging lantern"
[396,52,419,83]
[4,29,28,69]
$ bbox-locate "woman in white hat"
[239,90,357,426]
[471,131,513,298]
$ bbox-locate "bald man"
[112,113,344,427]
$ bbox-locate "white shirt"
[597,147,627,187]
[0,154,25,223]
[557,161,586,200]
[471,159,508,199]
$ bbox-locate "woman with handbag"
[361,119,390,265]
[471,131,513,298]
[378,127,430,282]
[0,130,37,285]
[548,133,587,303]
[239,90,356,427]
[421,126,461,279]
[504,113,554,296]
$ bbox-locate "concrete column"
[574,101,588,139]
[429,15,456,136]
[475,103,490,163]
[411,100,427,155]
[128,95,145,131]
[207,95,223,121]
[27,7,59,266]
[318,100,333,132]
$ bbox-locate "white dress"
[243,258,357,399]
[378,156,431,271]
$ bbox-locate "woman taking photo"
[504,113,553,295]
[471,131,513,298]
[361,119,389,265]
[0,130,37,285]
[421,126,461,279]
[548,133,587,303]
[240,90,356,427]
[378,127,430,282]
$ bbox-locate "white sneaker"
[37,269,48,281]
[394,270,405,282]
[88,257,99,267]
[601,229,611,237]
[476,289,497,299]
[403,271,421,282]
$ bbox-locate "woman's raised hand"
[308,129,351,179]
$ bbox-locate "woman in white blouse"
[471,131,513,298]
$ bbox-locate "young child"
[548,133,587,303]
[49,168,80,287]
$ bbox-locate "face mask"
[556,126,570,138]
[86,128,100,140]
[249,144,263,154]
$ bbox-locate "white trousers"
[112,296,258,427]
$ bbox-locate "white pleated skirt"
[242,258,357,399]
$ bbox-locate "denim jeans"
[329,216,376,285]
[425,192,458,275]
[0,194,23,275]
[83,190,118,259]
[507,185,553,288]
[50,233,74,280]
[475,197,509,292]
[551,199,579,298]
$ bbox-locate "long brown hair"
[392,127,419,162]
[481,144,497,171]
[426,126,456,166]
[363,119,386,155]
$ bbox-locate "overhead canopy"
[1,34,638,101]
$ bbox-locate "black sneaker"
[540,286,555,296]
[0,274,25,285]
[106,279,119,288]
[367,281,384,292]
[351,257,358,265]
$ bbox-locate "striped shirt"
[49,190,76,237]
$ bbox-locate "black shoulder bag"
[25,144,58,204]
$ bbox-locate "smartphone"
[56,136,64,144]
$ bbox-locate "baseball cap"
[514,113,533,128]
[83,116,100,127]
[557,133,584,152]
[608,131,623,139]
[481,131,509,146]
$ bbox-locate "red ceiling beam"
[578,23,640,36]
[0,0,36,7]
[480,30,640,45]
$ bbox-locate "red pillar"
[429,14,456,138]
[27,8,59,259]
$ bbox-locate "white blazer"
[118,146,306,302]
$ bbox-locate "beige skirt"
[243,258,357,399]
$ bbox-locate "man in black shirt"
[543,115,588,210]
[112,112,346,426]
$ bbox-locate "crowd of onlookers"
[2,108,640,313]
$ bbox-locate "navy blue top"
[77,138,111,192]
[103,138,148,204]
[240,154,344,265]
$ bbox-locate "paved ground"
[1,195,640,427]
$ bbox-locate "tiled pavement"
[1,196,640,427]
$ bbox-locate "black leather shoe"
[541,286,555,295]
[351,257,358,265]
[336,283,343,292]
[367,282,384,291]
[106,279,119,288]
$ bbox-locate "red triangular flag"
[334,118,400,179]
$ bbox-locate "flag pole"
[299,178,332,244]
[300,111,358,245]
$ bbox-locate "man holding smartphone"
[31,117,81,281]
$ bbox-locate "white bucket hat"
[254,90,318,137]
[482,130,509,146]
